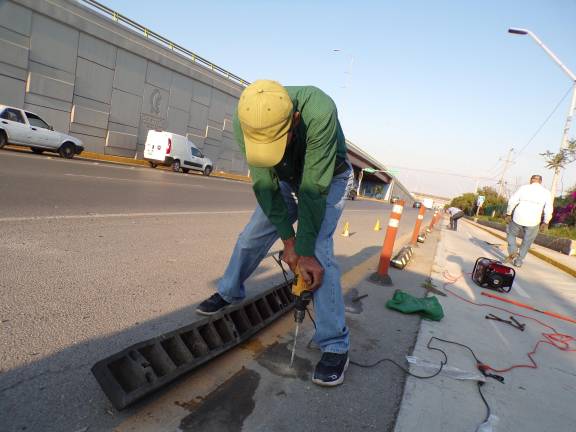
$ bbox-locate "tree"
[448,193,476,214]
[476,186,506,207]
[448,186,507,216]
[540,138,576,171]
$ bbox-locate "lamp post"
[508,28,576,201]
[332,49,355,89]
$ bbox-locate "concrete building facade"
[0,0,247,173]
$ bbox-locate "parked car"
[0,105,84,158]
[144,130,213,176]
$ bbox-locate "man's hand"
[298,256,324,291]
[539,222,548,233]
[505,215,512,224]
[281,238,299,272]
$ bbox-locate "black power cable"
[272,254,491,423]
[350,336,492,423]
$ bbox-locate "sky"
[105,0,576,198]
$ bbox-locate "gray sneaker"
[504,252,518,264]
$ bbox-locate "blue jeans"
[506,220,539,260]
[218,163,354,354]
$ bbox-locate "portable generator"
[472,257,515,293]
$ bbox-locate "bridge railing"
[78,0,250,87]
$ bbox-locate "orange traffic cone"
[341,221,350,237]
[374,218,382,231]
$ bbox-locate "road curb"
[5,145,251,183]
[357,196,387,203]
[464,219,576,278]
[80,151,252,183]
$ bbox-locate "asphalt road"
[0,149,429,432]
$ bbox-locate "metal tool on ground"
[472,257,515,293]
[485,313,526,331]
[289,267,313,368]
[481,292,576,325]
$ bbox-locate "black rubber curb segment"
[92,281,294,410]
[391,246,414,269]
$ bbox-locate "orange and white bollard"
[370,200,405,285]
[429,210,439,230]
[410,205,426,245]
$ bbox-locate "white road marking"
[0,210,254,223]
[64,173,205,187]
[512,281,531,299]
[0,208,405,223]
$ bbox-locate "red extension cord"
[441,270,576,374]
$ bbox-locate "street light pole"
[508,28,576,200]
[332,49,355,89]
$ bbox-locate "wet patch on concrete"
[256,342,313,381]
[178,367,260,432]
[344,288,366,314]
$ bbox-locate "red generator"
[472,257,515,293]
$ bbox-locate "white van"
[144,130,213,176]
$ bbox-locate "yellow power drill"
[289,267,313,368]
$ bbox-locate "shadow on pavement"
[0,245,384,432]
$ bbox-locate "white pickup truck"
[0,104,84,158]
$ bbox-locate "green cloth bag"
[385,289,444,321]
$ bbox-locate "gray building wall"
[0,0,247,173]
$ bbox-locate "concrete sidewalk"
[395,219,576,432]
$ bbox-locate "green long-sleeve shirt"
[233,86,347,256]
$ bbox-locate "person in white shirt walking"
[447,207,465,231]
[505,174,553,267]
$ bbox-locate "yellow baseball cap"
[238,80,293,167]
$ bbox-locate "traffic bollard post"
[410,205,426,245]
[370,200,405,286]
[428,210,438,230]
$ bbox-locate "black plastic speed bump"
[92,280,294,410]
[391,246,414,269]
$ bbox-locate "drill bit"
[289,322,300,368]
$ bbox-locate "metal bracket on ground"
[91,281,294,410]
